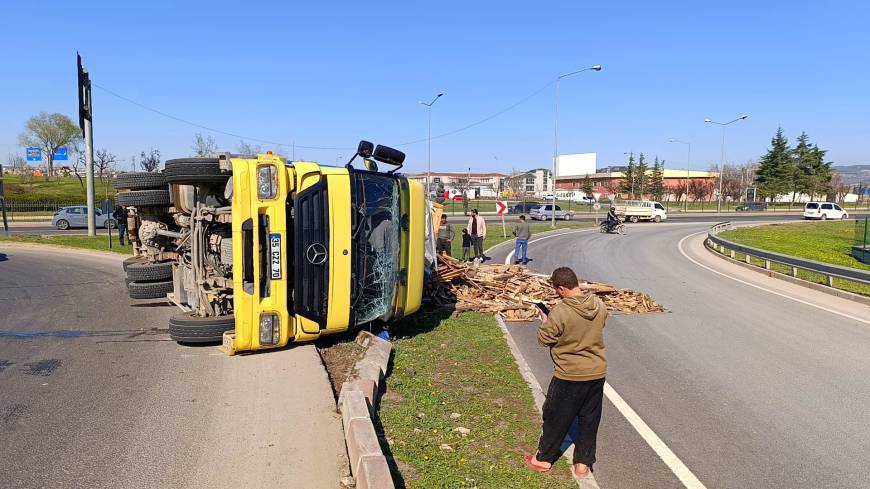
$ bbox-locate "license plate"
[269,233,281,279]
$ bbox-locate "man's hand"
[537,309,548,323]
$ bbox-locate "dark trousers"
[436,238,451,256]
[117,223,128,245]
[472,235,485,258]
[537,377,605,466]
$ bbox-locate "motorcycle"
[599,219,626,235]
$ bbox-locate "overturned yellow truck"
[115,141,425,353]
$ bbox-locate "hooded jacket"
[537,293,607,381]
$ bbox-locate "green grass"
[380,311,576,488]
[0,234,132,254]
[1,174,117,203]
[716,221,870,296]
[445,221,593,258]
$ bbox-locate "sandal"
[523,454,551,473]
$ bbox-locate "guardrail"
[706,221,870,289]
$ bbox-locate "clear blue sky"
[2,0,868,174]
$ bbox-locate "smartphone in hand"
[534,302,550,315]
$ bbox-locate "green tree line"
[754,127,833,202]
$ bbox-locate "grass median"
[718,220,870,296]
[447,221,594,258]
[378,311,575,488]
[0,234,133,254]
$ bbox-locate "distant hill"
[833,165,870,186]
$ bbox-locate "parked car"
[529,204,574,220]
[735,202,768,212]
[509,201,541,214]
[803,202,849,220]
[52,206,116,230]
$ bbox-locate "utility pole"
[78,52,96,236]
[0,164,9,236]
[705,114,748,212]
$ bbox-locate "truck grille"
[293,179,329,327]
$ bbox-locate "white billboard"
[556,152,597,177]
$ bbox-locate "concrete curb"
[337,331,396,489]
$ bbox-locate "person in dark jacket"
[524,267,608,479]
[461,229,472,261]
[112,206,129,246]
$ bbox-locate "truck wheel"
[164,158,229,185]
[169,313,235,344]
[114,172,166,190]
[630,216,639,223]
[116,189,171,207]
[123,256,147,272]
[126,261,173,282]
[56,219,70,230]
[653,215,661,223]
[128,280,173,300]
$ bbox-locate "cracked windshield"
[353,173,400,324]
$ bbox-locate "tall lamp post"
[705,114,748,212]
[552,64,602,227]
[419,92,444,197]
[668,139,691,212]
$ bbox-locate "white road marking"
[603,383,708,489]
[678,231,870,326]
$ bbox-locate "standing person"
[524,267,608,479]
[436,215,455,256]
[461,229,472,261]
[466,208,487,261]
[112,205,128,246]
[512,214,532,265]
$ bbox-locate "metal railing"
[0,201,115,222]
[706,221,870,289]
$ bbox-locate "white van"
[803,202,848,220]
[614,200,668,223]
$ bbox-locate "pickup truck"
[529,204,574,221]
[115,141,426,354]
[614,200,667,223]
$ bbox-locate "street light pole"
[552,64,601,227]
[419,92,444,197]
[705,114,748,212]
[668,139,691,212]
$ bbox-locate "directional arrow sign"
[496,200,508,215]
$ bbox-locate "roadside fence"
[1,201,114,222]
[707,221,870,293]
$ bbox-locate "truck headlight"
[259,313,280,345]
[257,165,277,200]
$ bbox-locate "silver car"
[529,204,574,221]
[51,206,116,230]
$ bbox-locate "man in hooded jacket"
[523,266,608,479]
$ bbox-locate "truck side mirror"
[373,145,405,173]
[364,158,378,172]
[357,140,374,158]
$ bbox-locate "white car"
[803,202,848,220]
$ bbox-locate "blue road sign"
[53,147,69,161]
[26,148,42,162]
[865,188,870,195]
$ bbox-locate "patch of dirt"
[318,339,366,396]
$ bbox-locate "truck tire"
[114,172,166,190]
[653,215,661,223]
[123,256,146,272]
[116,189,171,207]
[164,158,229,185]
[629,215,639,223]
[168,313,235,344]
[128,280,173,299]
[126,261,173,282]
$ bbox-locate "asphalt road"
[0,246,346,489]
[489,222,870,489]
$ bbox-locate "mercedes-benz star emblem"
[305,243,328,265]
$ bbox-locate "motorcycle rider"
[605,207,619,231]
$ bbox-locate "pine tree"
[808,145,833,199]
[791,132,812,204]
[580,174,594,200]
[754,127,792,200]
[649,156,665,201]
[636,153,649,197]
[619,154,636,198]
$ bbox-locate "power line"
[93,78,557,151]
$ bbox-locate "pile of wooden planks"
[430,254,663,321]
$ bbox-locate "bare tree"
[236,140,262,157]
[719,164,744,202]
[829,173,850,203]
[689,179,714,209]
[140,149,161,172]
[503,170,529,201]
[71,151,86,190]
[671,181,686,204]
[94,149,117,182]
[192,133,218,157]
[7,153,26,173]
[600,178,620,201]
[18,112,81,177]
